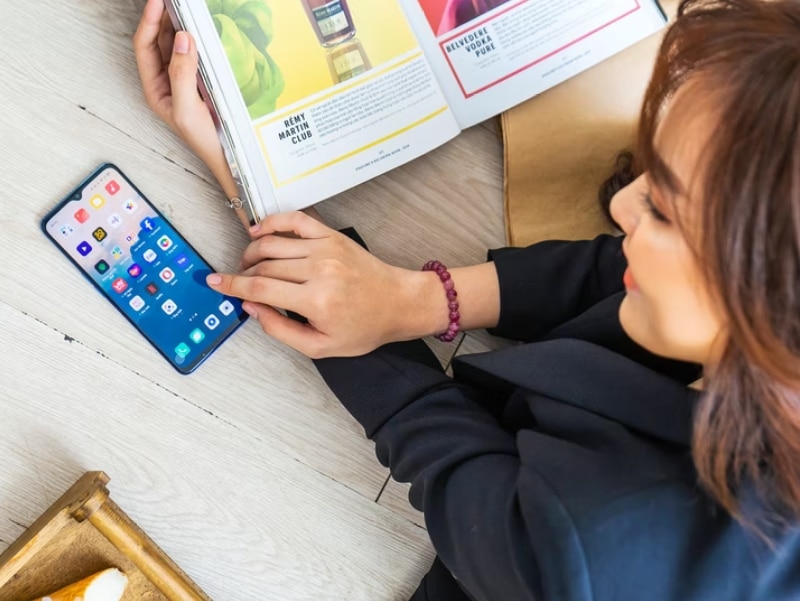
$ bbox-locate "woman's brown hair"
[638,0,800,526]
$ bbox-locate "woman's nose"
[610,179,644,235]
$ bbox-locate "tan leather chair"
[501,0,679,246]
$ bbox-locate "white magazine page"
[183,0,460,215]
[400,0,667,129]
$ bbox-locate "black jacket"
[315,235,800,601]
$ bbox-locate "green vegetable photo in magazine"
[208,0,285,119]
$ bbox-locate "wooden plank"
[376,477,426,531]
[0,302,434,600]
[0,4,505,596]
[0,87,388,499]
[0,0,506,503]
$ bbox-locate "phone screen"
[42,163,248,374]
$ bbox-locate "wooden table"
[0,1,506,598]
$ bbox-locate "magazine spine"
[163,0,261,226]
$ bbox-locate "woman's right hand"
[205,212,451,358]
[133,0,238,197]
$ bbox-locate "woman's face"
[610,92,725,366]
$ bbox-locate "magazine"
[167,0,667,224]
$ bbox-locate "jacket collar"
[453,338,700,446]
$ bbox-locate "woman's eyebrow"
[650,147,687,197]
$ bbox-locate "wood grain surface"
[0,0,504,598]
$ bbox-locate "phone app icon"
[162,299,178,315]
[219,300,235,316]
[76,241,92,256]
[189,328,206,344]
[59,224,75,238]
[125,232,138,245]
[74,208,90,224]
[143,249,157,263]
[204,314,220,330]
[94,260,110,275]
[105,180,120,195]
[174,253,189,268]
[127,263,142,278]
[111,246,123,260]
[175,342,191,359]
[145,282,158,296]
[123,199,138,213]
[107,213,123,229]
[92,227,107,242]
[89,195,106,210]
[129,295,145,311]
[112,278,128,294]
[159,267,175,283]
[157,235,173,251]
[140,217,156,233]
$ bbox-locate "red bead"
[450,311,460,321]
[440,272,451,282]
[444,280,455,291]
[449,302,459,311]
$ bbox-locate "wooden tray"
[0,472,211,601]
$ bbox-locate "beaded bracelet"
[422,260,461,342]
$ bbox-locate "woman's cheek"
[639,234,721,363]
[618,226,676,355]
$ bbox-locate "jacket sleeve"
[488,234,626,342]
[316,344,552,601]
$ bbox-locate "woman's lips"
[623,267,639,292]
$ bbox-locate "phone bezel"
[40,162,248,375]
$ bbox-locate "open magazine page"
[184,0,460,216]
[401,0,667,128]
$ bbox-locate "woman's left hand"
[133,0,237,196]
[205,212,439,358]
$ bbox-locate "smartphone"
[42,163,248,374]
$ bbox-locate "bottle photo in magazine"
[324,39,373,84]
[209,0,415,120]
[301,0,357,46]
[301,0,373,83]
[419,0,515,37]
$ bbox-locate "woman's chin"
[618,296,655,354]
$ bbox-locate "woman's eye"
[643,193,670,223]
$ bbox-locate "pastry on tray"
[31,568,127,601]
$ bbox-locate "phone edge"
[39,162,249,375]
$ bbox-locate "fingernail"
[206,274,222,286]
[243,303,258,318]
[249,222,262,234]
[174,31,189,54]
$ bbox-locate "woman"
[134,0,800,599]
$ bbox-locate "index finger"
[206,273,307,313]
[133,0,169,107]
